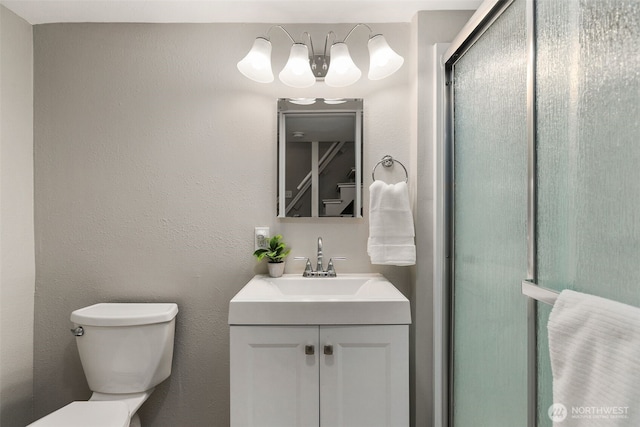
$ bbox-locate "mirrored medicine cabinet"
[277,98,363,218]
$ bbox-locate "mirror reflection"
[277,98,363,218]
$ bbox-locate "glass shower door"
[535,0,640,424]
[451,0,528,425]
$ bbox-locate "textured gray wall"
[33,22,412,426]
[0,5,35,426]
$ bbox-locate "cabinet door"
[319,325,409,427]
[230,326,319,427]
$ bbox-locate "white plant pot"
[268,262,285,278]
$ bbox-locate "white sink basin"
[228,274,411,325]
[273,278,366,296]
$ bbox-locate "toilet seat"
[27,401,130,427]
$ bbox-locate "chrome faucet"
[294,236,346,277]
[316,237,323,273]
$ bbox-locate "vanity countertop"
[228,273,411,325]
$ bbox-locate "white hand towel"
[367,180,415,266]
[547,290,640,426]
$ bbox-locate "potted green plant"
[253,234,291,278]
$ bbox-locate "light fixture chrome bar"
[343,23,374,42]
[265,25,296,43]
[521,281,558,306]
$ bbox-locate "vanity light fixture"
[237,24,404,88]
[236,37,274,83]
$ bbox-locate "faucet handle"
[294,257,314,276]
[326,257,346,277]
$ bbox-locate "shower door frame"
[439,0,538,426]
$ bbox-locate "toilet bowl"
[28,303,178,427]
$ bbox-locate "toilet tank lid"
[70,303,178,326]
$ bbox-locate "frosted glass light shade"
[324,43,361,87]
[279,44,315,88]
[237,37,274,83]
[367,35,404,80]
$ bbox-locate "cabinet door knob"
[305,345,315,355]
[324,345,334,356]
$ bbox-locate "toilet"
[28,302,179,427]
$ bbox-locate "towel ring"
[371,155,408,183]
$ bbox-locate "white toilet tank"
[70,303,178,394]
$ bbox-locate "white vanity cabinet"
[229,274,411,427]
[230,324,409,427]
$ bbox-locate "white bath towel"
[547,290,640,427]
[367,180,415,266]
